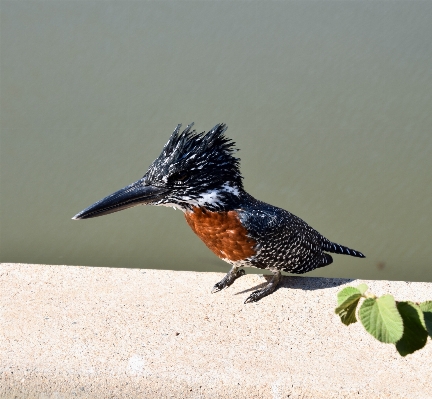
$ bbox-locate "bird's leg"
[212,265,245,293]
[244,269,282,303]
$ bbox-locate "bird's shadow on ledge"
[234,274,354,295]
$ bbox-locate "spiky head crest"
[143,123,244,211]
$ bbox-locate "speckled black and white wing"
[237,196,364,274]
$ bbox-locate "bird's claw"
[211,283,223,293]
[211,268,245,294]
[244,272,281,303]
[244,289,264,304]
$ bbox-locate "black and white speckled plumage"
[142,123,243,211]
[235,193,364,275]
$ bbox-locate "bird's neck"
[190,184,248,212]
[160,184,250,213]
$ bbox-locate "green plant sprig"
[335,284,432,356]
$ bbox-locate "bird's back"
[236,194,363,274]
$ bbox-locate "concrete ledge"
[1,263,431,398]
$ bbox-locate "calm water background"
[1,1,431,282]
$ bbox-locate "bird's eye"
[170,171,188,183]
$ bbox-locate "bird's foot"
[212,268,245,293]
[244,271,281,303]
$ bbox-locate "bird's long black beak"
[72,179,168,220]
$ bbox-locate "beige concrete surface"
[0,263,431,399]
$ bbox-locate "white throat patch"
[156,182,241,211]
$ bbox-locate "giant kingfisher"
[73,123,365,303]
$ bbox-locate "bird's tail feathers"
[322,240,365,258]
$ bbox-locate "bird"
[73,123,365,303]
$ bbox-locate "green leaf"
[419,301,432,338]
[359,295,403,344]
[337,299,361,326]
[335,287,362,325]
[396,301,428,356]
[356,283,368,295]
[337,287,361,306]
[335,292,362,314]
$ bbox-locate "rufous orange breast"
[184,207,256,262]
